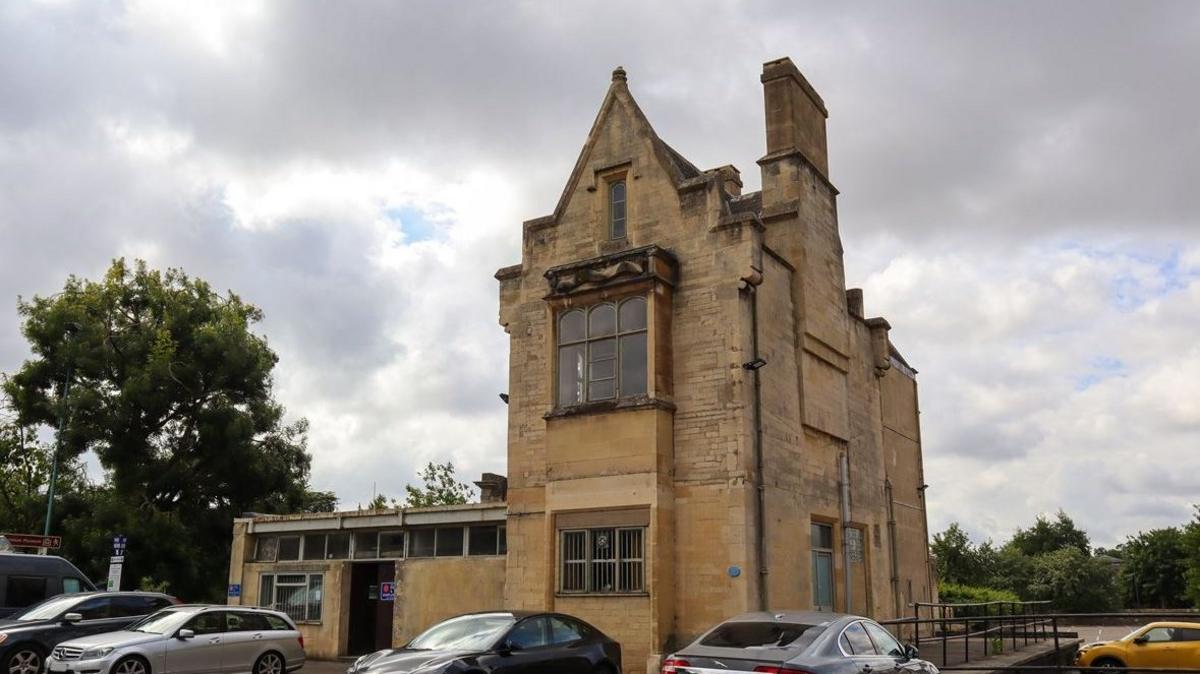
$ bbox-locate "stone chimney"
[846,288,864,319]
[474,473,508,504]
[715,164,742,196]
[761,57,830,179]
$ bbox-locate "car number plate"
[48,662,70,673]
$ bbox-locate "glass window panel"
[325,533,350,559]
[864,622,904,657]
[507,617,550,650]
[842,622,877,655]
[619,298,646,332]
[619,333,647,396]
[379,531,406,558]
[813,551,834,611]
[255,537,278,562]
[435,527,464,557]
[589,337,616,360]
[259,575,275,609]
[558,310,586,344]
[812,523,833,550]
[498,526,507,555]
[588,379,615,400]
[588,304,616,337]
[353,532,378,559]
[409,529,435,558]
[277,536,300,561]
[590,357,615,380]
[469,526,499,556]
[558,344,585,406]
[306,575,323,622]
[301,534,325,561]
[610,182,627,240]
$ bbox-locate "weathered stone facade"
[496,58,935,673]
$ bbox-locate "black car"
[0,591,178,674]
[0,553,97,618]
[662,611,936,674]
[347,611,621,674]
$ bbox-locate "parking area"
[304,660,350,674]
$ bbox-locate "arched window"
[557,297,647,406]
[609,180,627,239]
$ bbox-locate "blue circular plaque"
[728,566,742,578]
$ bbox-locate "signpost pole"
[43,325,77,541]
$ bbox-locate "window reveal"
[557,297,647,406]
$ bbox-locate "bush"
[938,583,1022,605]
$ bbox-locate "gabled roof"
[549,67,702,224]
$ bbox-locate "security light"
[742,358,767,371]
[499,393,510,404]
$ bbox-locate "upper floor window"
[557,297,647,406]
[609,180,626,239]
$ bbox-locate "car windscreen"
[700,622,825,650]
[12,595,83,621]
[408,613,516,651]
[127,609,191,634]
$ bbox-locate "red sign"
[3,534,62,549]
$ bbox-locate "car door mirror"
[62,613,83,624]
[1133,636,1149,645]
[904,644,920,660]
[177,629,195,640]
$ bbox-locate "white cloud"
[0,1,1197,543]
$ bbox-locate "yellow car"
[1076,622,1200,669]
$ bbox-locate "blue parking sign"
[228,584,241,598]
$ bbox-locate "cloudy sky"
[2,1,1197,547]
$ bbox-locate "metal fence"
[879,605,1200,674]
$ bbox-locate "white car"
[45,605,305,674]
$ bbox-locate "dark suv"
[0,591,178,674]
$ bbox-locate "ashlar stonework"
[495,57,936,674]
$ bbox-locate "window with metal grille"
[259,572,322,623]
[559,527,645,594]
[557,298,648,406]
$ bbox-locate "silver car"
[662,611,937,674]
[44,605,305,674]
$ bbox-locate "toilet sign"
[380,582,395,601]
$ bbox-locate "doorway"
[348,562,396,655]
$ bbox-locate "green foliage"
[1006,510,1091,557]
[403,462,475,507]
[3,259,334,601]
[931,523,999,586]
[937,582,1021,605]
[1118,527,1190,608]
[1024,546,1117,612]
[931,511,1117,612]
[1183,509,1200,608]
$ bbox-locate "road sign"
[106,534,126,591]
[2,533,62,549]
[228,584,241,598]
[380,582,395,601]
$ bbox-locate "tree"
[1007,510,1091,557]
[1118,528,1190,608]
[1182,507,1200,608]
[1025,546,1117,612]
[926,520,993,582]
[0,395,86,535]
[3,259,334,600]
[403,462,475,507]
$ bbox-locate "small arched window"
[557,297,647,406]
[609,180,627,240]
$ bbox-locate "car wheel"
[6,647,44,674]
[254,652,285,674]
[111,657,149,674]
[1092,658,1124,670]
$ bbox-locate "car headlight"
[80,647,115,660]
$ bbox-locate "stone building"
[227,57,934,673]
[494,57,934,672]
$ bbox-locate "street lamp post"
[43,322,79,539]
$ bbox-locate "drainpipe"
[886,478,902,617]
[741,275,768,612]
[839,452,852,612]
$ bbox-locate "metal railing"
[880,607,1200,674]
